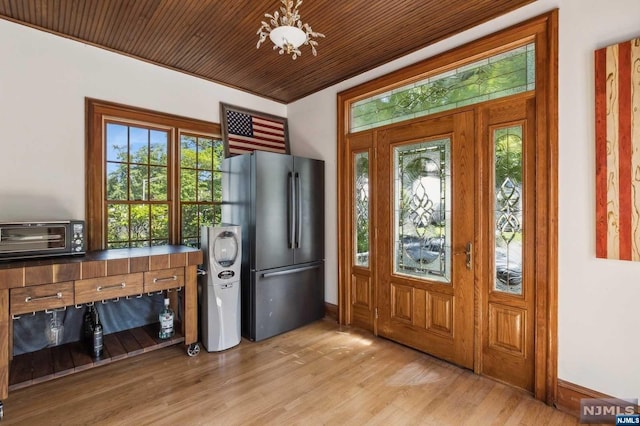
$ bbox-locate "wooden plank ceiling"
[0,0,536,103]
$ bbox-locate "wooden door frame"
[337,11,558,404]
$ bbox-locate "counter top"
[0,245,203,289]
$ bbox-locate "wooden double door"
[345,97,536,392]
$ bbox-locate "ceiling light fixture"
[256,0,325,60]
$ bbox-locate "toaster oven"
[0,220,85,261]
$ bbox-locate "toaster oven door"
[0,224,68,256]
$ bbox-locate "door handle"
[288,172,295,249]
[261,263,322,278]
[465,242,473,270]
[454,242,473,270]
[295,173,302,249]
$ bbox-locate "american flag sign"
[595,37,640,260]
[225,109,288,156]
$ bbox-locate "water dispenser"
[199,224,242,352]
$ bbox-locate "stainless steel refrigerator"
[222,151,325,341]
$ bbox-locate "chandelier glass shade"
[256,0,325,60]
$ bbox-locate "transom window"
[86,99,223,250]
[350,43,535,132]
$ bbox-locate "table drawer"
[144,267,184,292]
[75,273,143,304]
[11,282,74,315]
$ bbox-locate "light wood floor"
[3,318,578,425]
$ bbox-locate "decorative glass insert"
[105,122,170,248]
[180,133,224,248]
[494,126,523,295]
[351,43,535,132]
[394,138,451,283]
[354,152,370,267]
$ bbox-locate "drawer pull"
[25,292,63,303]
[153,275,177,283]
[97,282,126,292]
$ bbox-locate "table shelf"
[9,322,183,391]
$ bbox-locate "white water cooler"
[200,224,241,352]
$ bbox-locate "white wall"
[288,0,640,400]
[0,19,285,221]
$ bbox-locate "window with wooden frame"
[86,98,223,251]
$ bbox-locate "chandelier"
[256,0,325,60]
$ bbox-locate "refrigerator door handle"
[288,172,295,249]
[295,172,302,249]
[261,263,322,278]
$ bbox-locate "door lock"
[465,242,473,270]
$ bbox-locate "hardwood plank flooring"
[2,319,578,425]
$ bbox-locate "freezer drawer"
[247,261,324,341]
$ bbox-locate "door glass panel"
[494,126,523,294]
[394,138,451,283]
[354,152,370,267]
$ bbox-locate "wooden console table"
[0,245,203,419]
